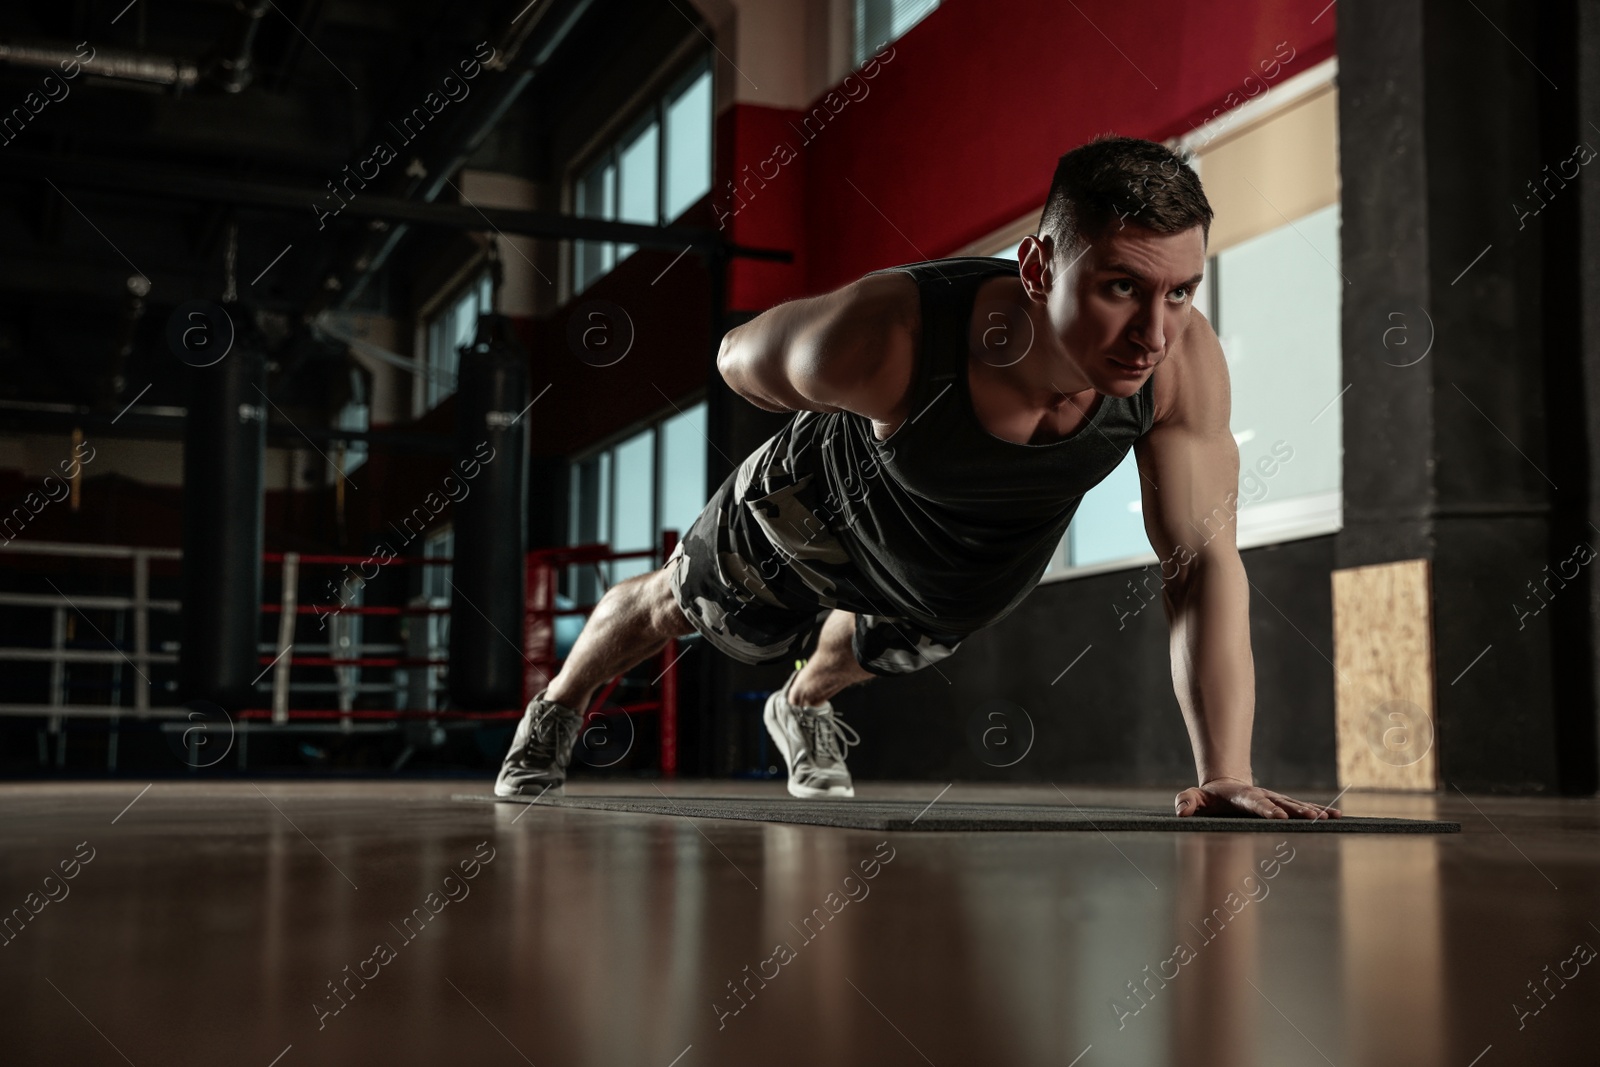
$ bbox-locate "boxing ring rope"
[0,534,683,776]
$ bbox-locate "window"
[616,117,660,261]
[572,57,713,294]
[664,65,712,221]
[567,400,708,604]
[332,366,369,479]
[854,0,939,67]
[420,273,493,413]
[574,160,617,294]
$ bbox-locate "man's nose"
[1131,301,1167,353]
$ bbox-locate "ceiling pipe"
[0,40,198,90]
[0,0,271,94]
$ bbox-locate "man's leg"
[766,609,966,798]
[763,606,869,798]
[788,608,874,707]
[496,565,694,797]
[542,566,695,715]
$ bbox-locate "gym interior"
[1,1,1596,1064]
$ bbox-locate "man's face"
[1034,223,1207,398]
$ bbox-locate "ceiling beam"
[0,149,791,260]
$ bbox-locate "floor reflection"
[2,782,1596,1066]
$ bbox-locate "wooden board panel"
[1332,559,1438,791]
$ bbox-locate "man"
[496,135,1339,821]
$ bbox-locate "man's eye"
[1168,287,1190,302]
[1111,280,1135,296]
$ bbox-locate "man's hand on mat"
[1174,778,1342,820]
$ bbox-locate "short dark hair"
[1036,135,1213,258]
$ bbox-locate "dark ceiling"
[0,0,657,422]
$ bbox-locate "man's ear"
[1020,234,1054,298]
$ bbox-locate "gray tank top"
[746,256,1156,635]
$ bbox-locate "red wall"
[724,0,1336,307]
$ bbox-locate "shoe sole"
[493,777,564,799]
[763,691,854,799]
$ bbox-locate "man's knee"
[643,566,695,636]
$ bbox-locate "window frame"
[414,269,494,417]
[566,52,713,299]
[564,392,708,599]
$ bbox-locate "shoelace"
[521,705,578,768]
[800,708,859,767]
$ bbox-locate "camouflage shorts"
[666,442,968,677]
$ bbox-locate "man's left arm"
[1134,315,1339,820]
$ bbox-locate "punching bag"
[178,307,266,709]
[448,313,529,710]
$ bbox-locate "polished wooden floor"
[1,779,1596,1066]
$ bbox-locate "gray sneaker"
[763,668,860,798]
[495,693,583,798]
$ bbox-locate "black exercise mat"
[455,794,1460,833]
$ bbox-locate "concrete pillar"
[1337,0,1593,791]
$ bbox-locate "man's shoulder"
[1149,310,1229,429]
[846,256,1018,339]
[797,272,919,426]
[828,271,920,349]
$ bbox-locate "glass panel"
[564,462,579,601]
[664,66,712,221]
[597,450,611,553]
[569,453,611,605]
[1068,450,1147,567]
[1215,203,1342,508]
[659,401,707,547]
[891,0,939,36]
[610,430,655,583]
[451,284,478,362]
[425,317,446,409]
[617,119,659,261]
[425,276,487,410]
[854,0,938,66]
[423,526,452,708]
[335,398,368,476]
[575,157,616,294]
[423,527,453,600]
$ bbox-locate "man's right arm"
[715,274,915,421]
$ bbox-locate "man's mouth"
[1109,356,1155,373]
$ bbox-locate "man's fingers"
[1264,790,1342,820]
[1269,795,1323,819]
[1248,793,1288,819]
